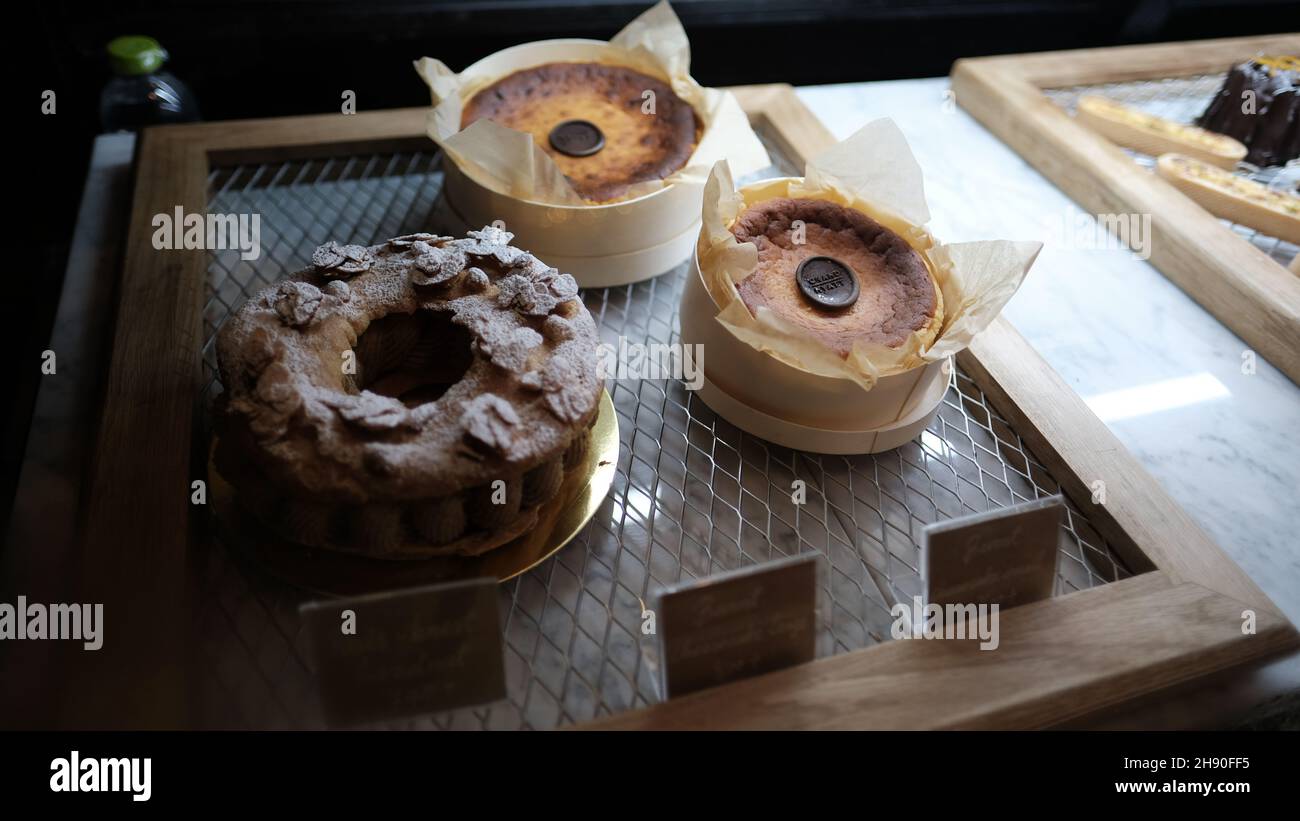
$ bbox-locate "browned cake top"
[461,61,700,202]
[730,198,942,356]
[215,227,602,503]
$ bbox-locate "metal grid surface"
[196,146,1132,730]
[1044,73,1299,269]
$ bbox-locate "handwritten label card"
[300,578,505,727]
[922,495,1063,610]
[656,554,819,699]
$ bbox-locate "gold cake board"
[209,390,618,596]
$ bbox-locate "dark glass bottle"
[100,35,200,132]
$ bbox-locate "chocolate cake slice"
[1197,56,1299,167]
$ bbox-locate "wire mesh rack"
[1044,73,1299,269]
[195,143,1133,730]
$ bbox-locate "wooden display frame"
[951,34,1300,385]
[77,84,1296,730]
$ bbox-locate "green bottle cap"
[107,35,169,76]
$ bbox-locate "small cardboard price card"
[300,578,505,726]
[655,554,819,699]
[922,495,1063,610]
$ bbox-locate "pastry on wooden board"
[1077,94,1247,169]
[1156,153,1300,246]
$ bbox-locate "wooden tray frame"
[951,34,1300,385]
[76,83,1296,730]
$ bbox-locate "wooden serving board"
[58,83,1298,729]
[952,34,1300,385]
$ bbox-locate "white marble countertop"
[797,80,1300,634]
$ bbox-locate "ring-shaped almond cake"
[214,227,602,559]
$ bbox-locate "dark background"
[11,0,1298,533]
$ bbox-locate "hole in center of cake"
[352,308,472,407]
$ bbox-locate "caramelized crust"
[730,198,943,356]
[462,62,699,202]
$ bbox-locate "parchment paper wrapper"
[414,0,770,205]
[699,118,1042,392]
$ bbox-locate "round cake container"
[678,179,949,454]
[693,359,948,455]
[437,39,713,288]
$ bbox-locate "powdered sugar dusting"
[215,226,602,502]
